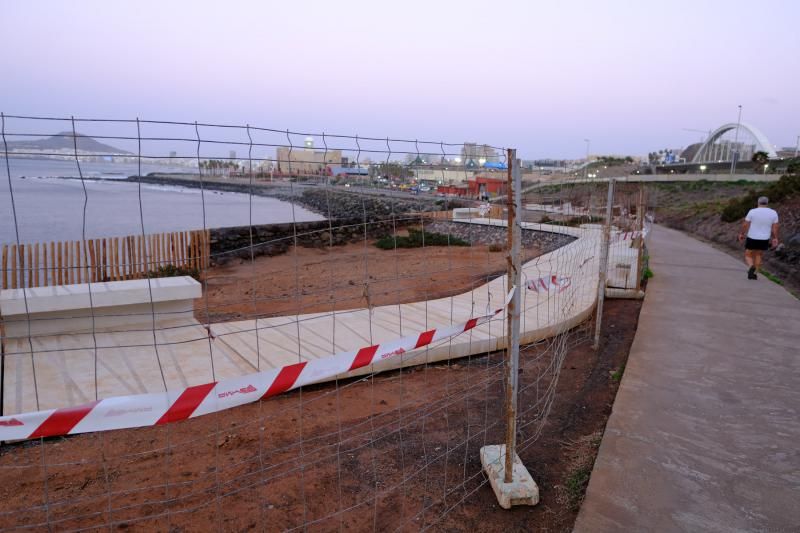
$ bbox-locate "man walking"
[738,196,779,280]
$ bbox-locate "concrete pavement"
[575,225,800,532]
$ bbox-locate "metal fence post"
[504,149,522,483]
[479,150,538,509]
[593,178,615,349]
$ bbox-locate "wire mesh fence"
[0,114,648,530]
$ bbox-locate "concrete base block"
[480,444,540,509]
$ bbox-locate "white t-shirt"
[745,207,779,240]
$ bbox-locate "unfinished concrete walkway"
[575,225,800,532]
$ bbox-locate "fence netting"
[0,114,648,530]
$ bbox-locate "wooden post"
[44,243,50,287]
[178,231,186,266]
[49,242,55,286]
[94,240,101,282]
[147,234,153,273]
[18,244,25,289]
[82,240,90,283]
[34,243,40,287]
[10,244,17,289]
[1,244,7,289]
[86,240,95,283]
[135,235,142,276]
[57,241,64,285]
[74,241,81,284]
[205,229,210,268]
[127,236,135,279]
[102,239,108,282]
[25,244,32,288]
[190,231,197,270]
[64,242,71,284]
[153,233,159,271]
[111,237,119,281]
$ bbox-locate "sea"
[0,157,323,245]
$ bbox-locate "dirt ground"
[197,241,544,323]
[0,292,641,532]
[0,228,644,531]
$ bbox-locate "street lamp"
[700,165,707,173]
[730,105,742,175]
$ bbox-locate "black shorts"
[745,237,769,251]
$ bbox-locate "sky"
[1,0,799,159]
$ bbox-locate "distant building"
[275,145,343,174]
[461,143,500,167]
[437,176,506,198]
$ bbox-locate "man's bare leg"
[753,250,763,273]
[745,249,754,268]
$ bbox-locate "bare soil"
[196,241,543,323]
[0,300,640,532]
[0,234,643,531]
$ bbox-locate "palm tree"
[751,151,769,166]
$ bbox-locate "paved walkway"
[575,225,800,532]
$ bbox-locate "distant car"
[419,185,430,192]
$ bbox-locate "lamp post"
[730,105,742,175]
[794,135,799,158]
[584,138,590,179]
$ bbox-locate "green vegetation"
[720,174,800,222]
[611,361,626,383]
[147,264,200,281]
[541,215,605,227]
[760,270,783,286]
[559,431,604,512]
[563,466,593,511]
[751,151,770,166]
[643,267,654,280]
[374,229,470,250]
[594,155,635,166]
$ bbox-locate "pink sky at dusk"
[1,0,798,158]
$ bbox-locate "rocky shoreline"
[127,174,446,220]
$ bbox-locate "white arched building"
[691,122,778,163]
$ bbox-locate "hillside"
[5,132,130,154]
[652,176,800,295]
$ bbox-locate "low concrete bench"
[0,276,201,338]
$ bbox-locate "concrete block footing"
[480,444,540,509]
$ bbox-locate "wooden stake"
[10,244,17,289]
[2,244,8,289]
[87,240,96,283]
[57,241,64,285]
[102,239,108,282]
[74,241,81,284]
[42,244,48,287]
[65,242,71,284]
[82,240,90,283]
[49,242,55,287]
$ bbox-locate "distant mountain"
[5,132,131,154]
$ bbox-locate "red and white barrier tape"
[0,292,514,441]
[525,275,571,293]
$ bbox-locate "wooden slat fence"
[1,229,210,290]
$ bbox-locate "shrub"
[720,175,800,222]
[147,264,200,280]
[374,229,470,250]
